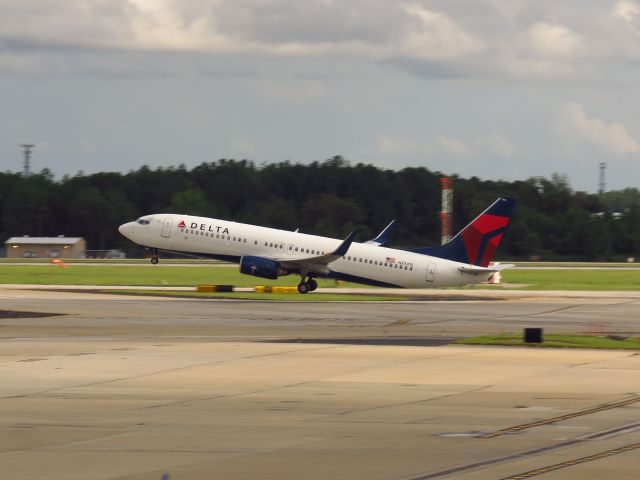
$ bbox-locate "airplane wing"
[277,231,357,275]
[365,220,396,246]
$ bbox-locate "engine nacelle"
[239,256,286,280]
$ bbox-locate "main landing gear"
[297,277,318,294]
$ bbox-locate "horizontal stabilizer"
[458,263,514,274]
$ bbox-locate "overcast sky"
[2,0,640,191]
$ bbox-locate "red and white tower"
[439,177,453,245]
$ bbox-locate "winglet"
[365,220,396,246]
[333,230,357,257]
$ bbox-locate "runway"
[1,288,639,479]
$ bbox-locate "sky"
[1,0,640,192]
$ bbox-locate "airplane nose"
[118,222,133,238]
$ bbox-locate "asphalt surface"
[1,287,639,480]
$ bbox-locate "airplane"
[118,197,515,293]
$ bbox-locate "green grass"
[0,265,347,288]
[0,264,639,291]
[103,289,405,302]
[457,334,640,350]
[500,269,640,290]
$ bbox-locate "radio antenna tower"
[440,177,453,245]
[20,144,35,177]
[598,162,606,194]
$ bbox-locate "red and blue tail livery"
[411,197,516,267]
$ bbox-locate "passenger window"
[295,247,299,251]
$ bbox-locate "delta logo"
[179,219,231,235]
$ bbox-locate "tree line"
[1,156,639,261]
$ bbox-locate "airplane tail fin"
[412,197,516,267]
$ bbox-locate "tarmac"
[1,287,639,479]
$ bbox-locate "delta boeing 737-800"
[118,197,515,293]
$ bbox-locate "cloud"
[613,0,640,22]
[254,78,327,102]
[230,139,256,157]
[399,5,486,60]
[556,101,640,155]
[473,133,516,158]
[376,135,421,155]
[375,133,515,158]
[528,22,583,59]
[436,136,474,156]
[2,1,640,82]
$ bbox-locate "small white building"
[4,236,86,259]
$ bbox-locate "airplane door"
[426,262,436,282]
[161,217,173,238]
[287,243,295,255]
[277,242,285,254]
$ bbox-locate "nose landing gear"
[148,248,159,265]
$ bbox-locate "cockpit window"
[136,219,151,225]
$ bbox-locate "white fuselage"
[119,214,493,288]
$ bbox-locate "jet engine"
[239,256,287,280]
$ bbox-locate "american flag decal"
[386,257,396,264]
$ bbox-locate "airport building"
[4,236,86,259]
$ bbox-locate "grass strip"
[499,269,640,291]
[1,265,640,291]
[0,265,341,288]
[456,333,640,350]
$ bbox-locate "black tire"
[297,282,309,294]
[151,257,159,265]
[308,279,318,291]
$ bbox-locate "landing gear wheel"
[297,282,309,294]
[307,279,318,291]
[150,256,159,265]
